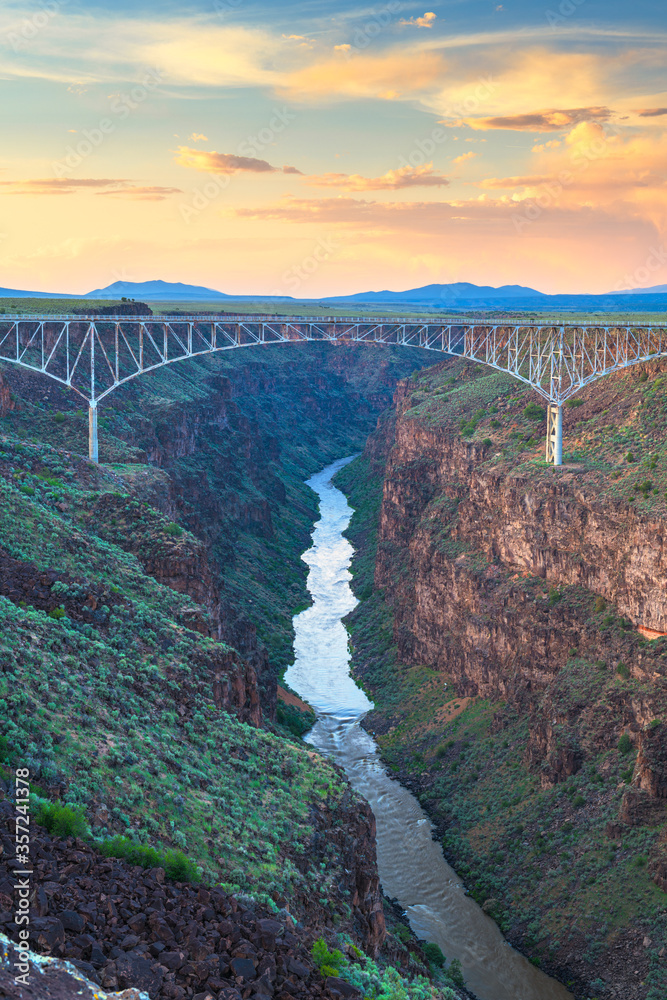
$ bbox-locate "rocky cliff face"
[376,369,667,733]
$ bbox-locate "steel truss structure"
[1,314,665,464]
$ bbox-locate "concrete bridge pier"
[546,403,563,466]
[88,404,99,463]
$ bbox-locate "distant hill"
[322,282,545,305]
[0,286,71,299]
[83,280,232,301]
[617,284,667,295]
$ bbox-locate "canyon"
[1,338,666,999]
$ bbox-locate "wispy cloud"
[305,164,449,191]
[636,107,667,117]
[0,177,182,200]
[97,185,183,200]
[174,147,302,175]
[279,50,446,102]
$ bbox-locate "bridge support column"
[88,403,99,463]
[546,403,563,466]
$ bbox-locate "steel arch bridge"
[1,313,666,465]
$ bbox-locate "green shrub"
[48,607,66,621]
[164,523,183,538]
[99,835,200,883]
[548,587,561,606]
[616,662,630,680]
[447,958,464,986]
[573,795,586,808]
[482,438,492,447]
[422,941,445,967]
[523,402,545,422]
[618,733,633,754]
[565,398,584,409]
[0,735,9,763]
[34,801,87,838]
[312,938,344,975]
[490,419,501,429]
[53,412,66,424]
[626,452,635,463]
[276,700,315,739]
[593,596,606,613]
[163,848,200,882]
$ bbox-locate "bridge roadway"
[1,313,666,465]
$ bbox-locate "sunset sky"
[0,0,666,296]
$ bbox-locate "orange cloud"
[280,51,446,102]
[450,107,612,132]
[636,107,667,117]
[174,147,302,175]
[451,151,478,166]
[305,164,449,191]
[399,12,437,28]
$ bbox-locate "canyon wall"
[342,357,667,998]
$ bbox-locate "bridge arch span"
[0,314,665,465]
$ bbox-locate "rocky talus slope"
[338,358,667,1000]
[0,795,361,1000]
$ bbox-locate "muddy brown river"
[285,457,574,1000]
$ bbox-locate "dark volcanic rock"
[0,809,358,1000]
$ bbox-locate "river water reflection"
[285,457,573,1000]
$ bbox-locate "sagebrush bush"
[34,800,87,838]
[99,835,201,883]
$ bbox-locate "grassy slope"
[335,360,667,1000]
[0,435,358,912]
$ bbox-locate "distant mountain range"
[1,278,667,311]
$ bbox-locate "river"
[284,457,573,1000]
